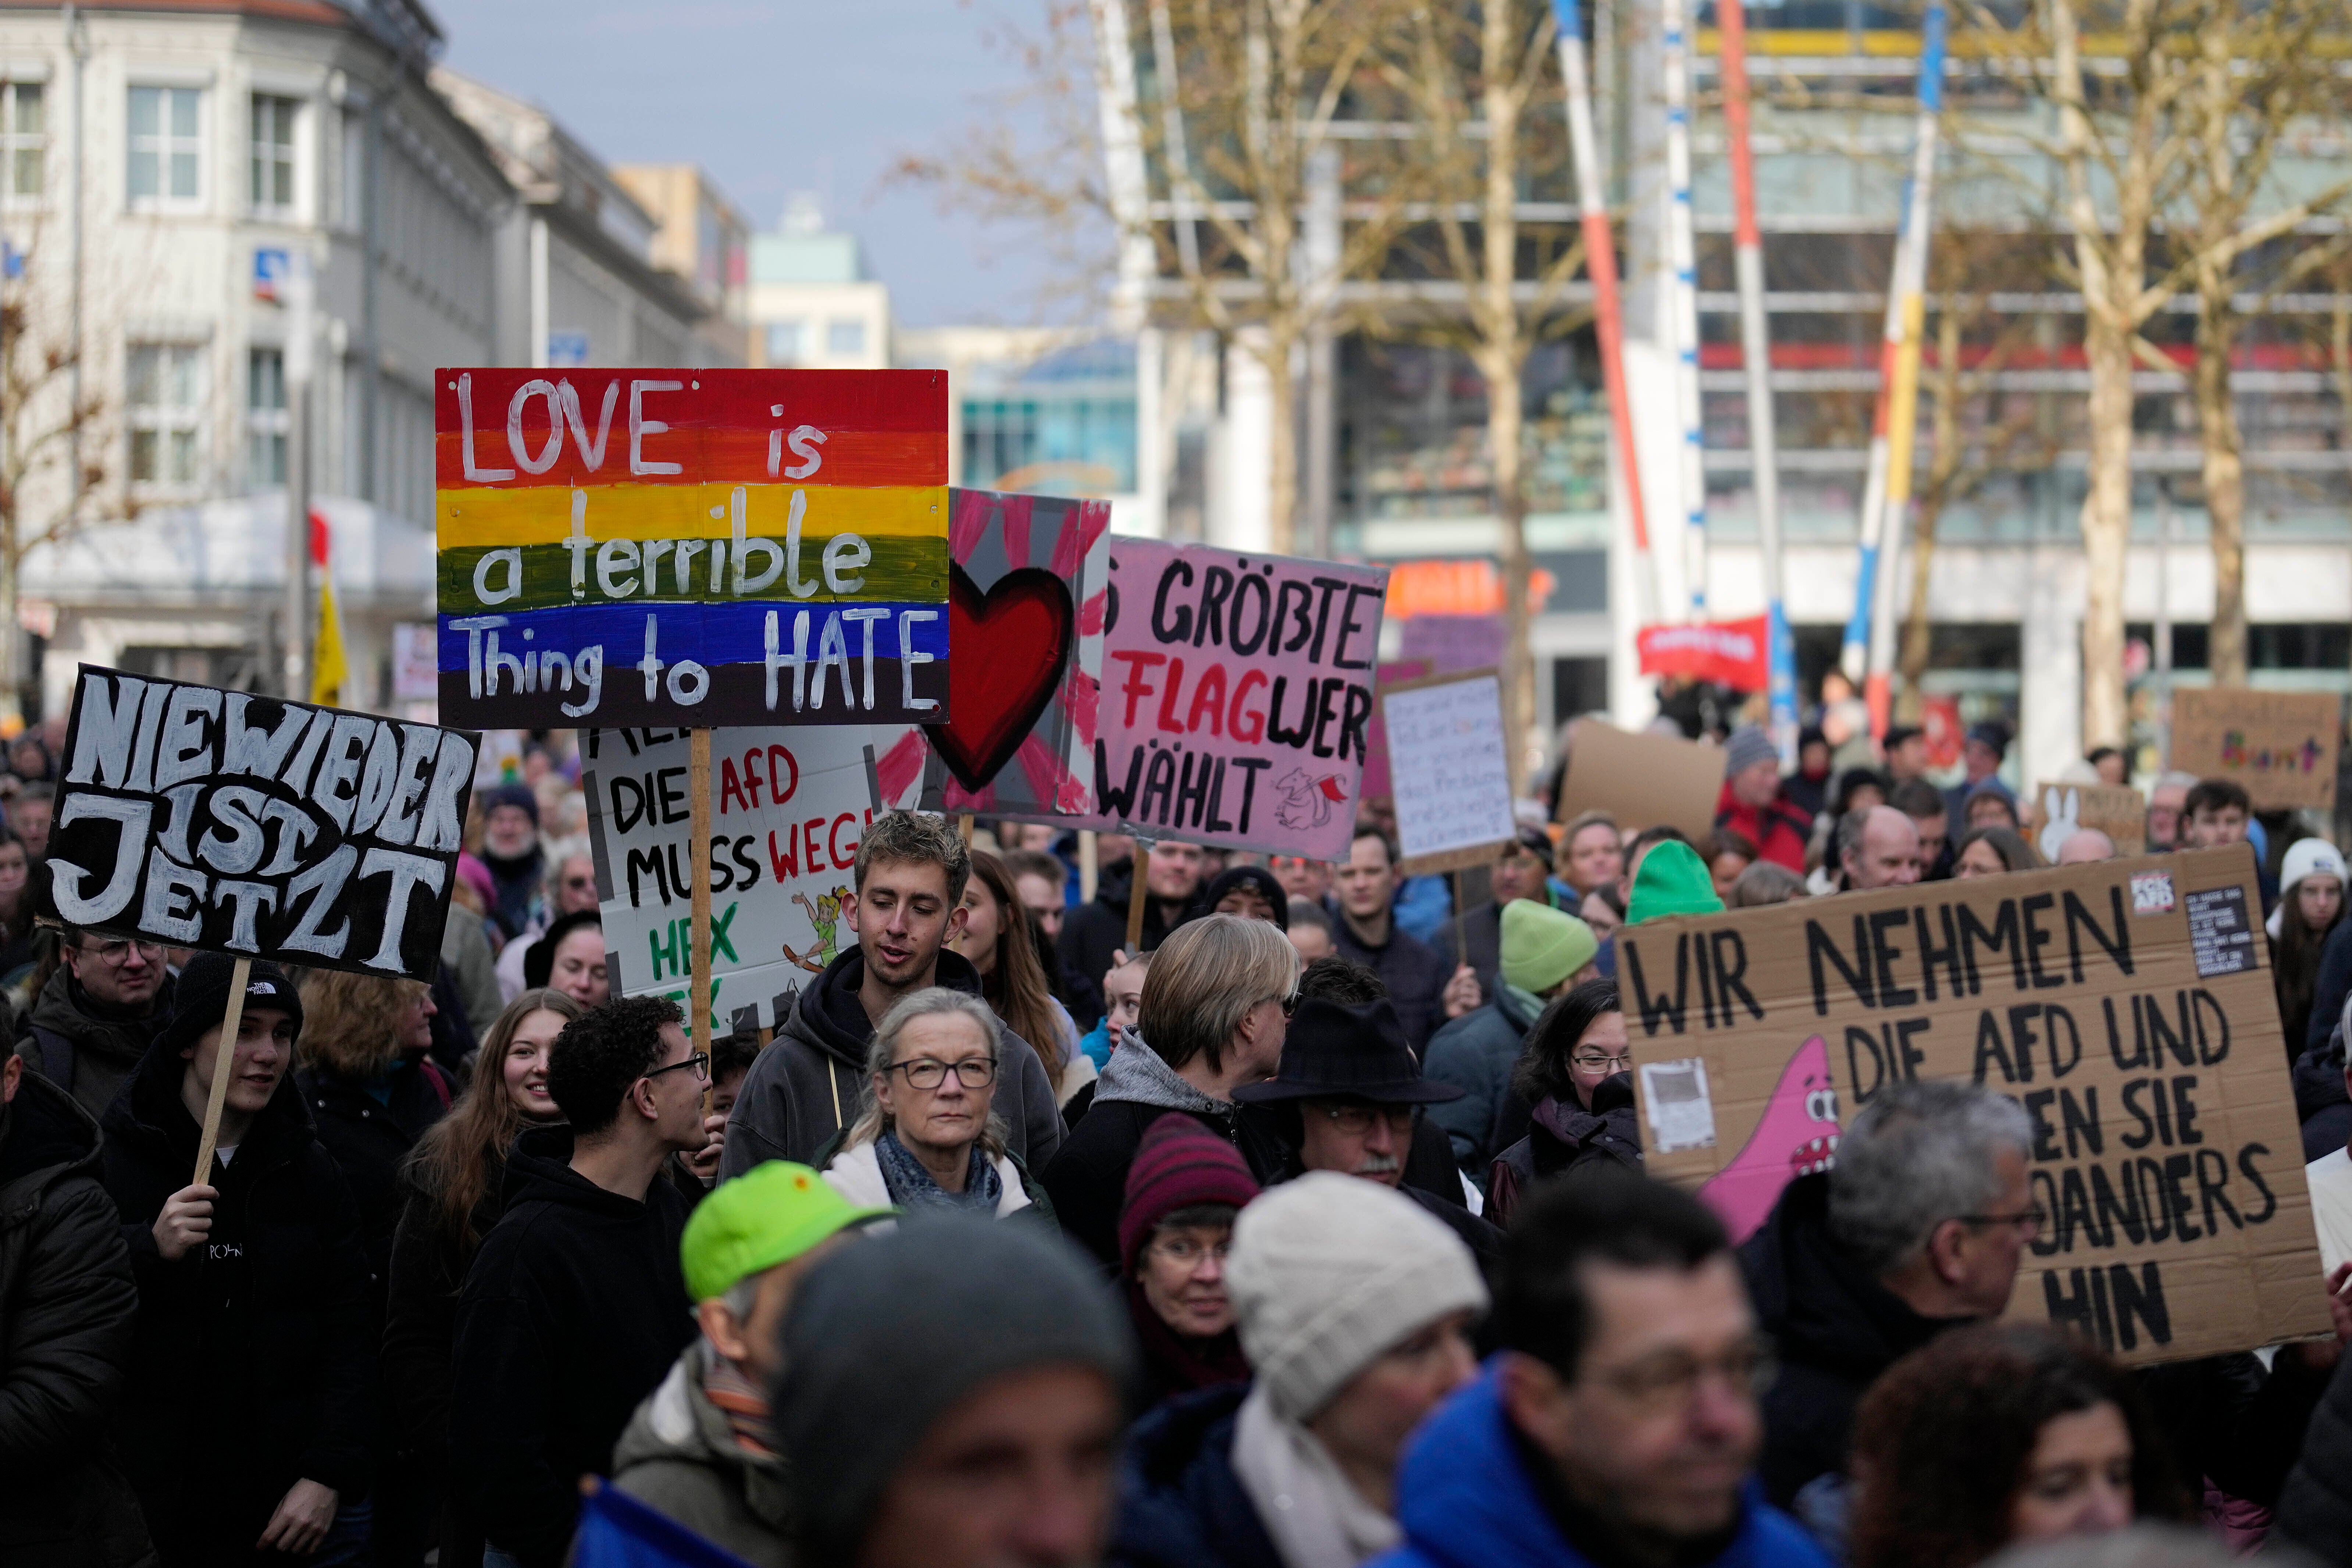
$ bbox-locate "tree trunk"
[2080,313,2135,750]
[1262,329,1298,555]
[1479,0,1534,785]
[1489,357,1535,784]
[2197,278,2248,688]
[1897,305,1965,724]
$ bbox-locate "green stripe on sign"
[440,535,948,614]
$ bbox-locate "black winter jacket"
[1326,904,1454,1051]
[1108,1383,1283,1568]
[11,967,174,1126]
[718,946,1061,1178]
[297,1057,453,1314]
[2274,1346,2352,1561]
[98,1031,375,1562]
[1485,1076,1642,1232]
[1738,1172,1972,1508]
[1059,859,1189,1025]
[0,1071,152,1568]
[449,1126,695,1568]
[382,1162,503,1454]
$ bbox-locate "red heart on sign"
[926,564,1075,794]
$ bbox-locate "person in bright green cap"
[610,1161,892,1565]
[1625,837,1726,925]
[1423,899,1601,1174]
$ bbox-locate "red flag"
[1636,616,1771,691]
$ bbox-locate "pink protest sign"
[993,540,1389,860]
[895,489,1109,816]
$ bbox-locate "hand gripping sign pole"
[191,959,254,1185]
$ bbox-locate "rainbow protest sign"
[433,370,949,729]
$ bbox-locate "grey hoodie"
[611,1339,791,1568]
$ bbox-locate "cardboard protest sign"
[2171,688,2342,811]
[915,489,1109,816]
[585,724,918,1035]
[434,369,949,729]
[2027,781,2147,859]
[49,666,477,979]
[1555,719,1724,842]
[1621,846,2329,1364]
[1382,670,1518,876]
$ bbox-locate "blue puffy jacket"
[1367,1365,1833,1568]
[1108,1383,1283,1568]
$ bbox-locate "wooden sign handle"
[191,955,254,1187]
[958,812,974,845]
[689,727,714,1115]
[1450,869,1467,978]
[1126,840,1151,954]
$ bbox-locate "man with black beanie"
[98,952,375,1565]
[450,994,715,1568]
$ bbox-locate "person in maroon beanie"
[1118,1113,1261,1408]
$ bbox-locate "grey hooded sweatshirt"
[611,1339,790,1568]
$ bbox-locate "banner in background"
[1622,846,2328,1364]
[1637,615,1770,691]
[49,666,477,979]
[434,369,950,729]
[584,724,920,1035]
[915,489,1110,816]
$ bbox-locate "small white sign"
[1382,673,1516,867]
[1641,1058,1718,1154]
[2130,870,2176,916]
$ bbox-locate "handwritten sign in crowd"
[584,724,921,1033]
[434,369,950,729]
[1382,670,1518,876]
[49,667,477,979]
[2171,688,2342,812]
[1622,847,2327,1364]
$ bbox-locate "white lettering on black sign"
[48,666,478,979]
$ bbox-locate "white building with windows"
[747,194,889,370]
[2,0,508,716]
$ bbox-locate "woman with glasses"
[1117,1112,1260,1407]
[819,987,1045,1217]
[1484,979,1638,1229]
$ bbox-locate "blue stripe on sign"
[438,599,951,674]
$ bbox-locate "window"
[128,86,202,210]
[247,348,286,487]
[827,318,866,356]
[765,320,802,363]
[128,344,204,486]
[250,94,297,216]
[338,108,364,230]
[0,83,43,200]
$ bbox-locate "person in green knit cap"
[1423,900,1600,1176]
[610,1161,893,1565]
[1626,837,1727,926]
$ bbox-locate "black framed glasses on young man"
[645,1051,711,1084]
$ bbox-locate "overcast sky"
[441,0,1070,327]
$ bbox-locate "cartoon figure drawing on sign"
[1696,1034,1841,1245]
[1273,768,1350,832]
[2037,787,2082,863]
[781,886,849,974]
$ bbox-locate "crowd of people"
[7,714,2352,1568]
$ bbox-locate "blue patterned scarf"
[875,1130,1002,1212]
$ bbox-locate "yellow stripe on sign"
[437,482,947,548]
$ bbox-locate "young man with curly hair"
[449,994,719,1568]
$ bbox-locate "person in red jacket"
[1715,726,1813,873]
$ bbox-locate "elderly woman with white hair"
[1109,1172,1489,1568]
[817,987,1045,1217]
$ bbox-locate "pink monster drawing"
[1696,1035,1840,1245]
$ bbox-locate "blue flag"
[571,1482,761,1568]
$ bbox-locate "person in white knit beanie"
[1219,1171,1489,1568]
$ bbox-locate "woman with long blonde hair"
[382,989,582,1568]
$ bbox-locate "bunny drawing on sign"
[2037,786,2081,863]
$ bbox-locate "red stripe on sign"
[434,368,947,489]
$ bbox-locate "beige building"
[614,162,750,367]
[746,194,889,370]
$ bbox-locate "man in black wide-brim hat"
[1236,997,1502,1271]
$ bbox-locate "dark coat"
[1485,1078,1642,1232]
[1738,1172,1968,1509]
[11,967,174,1126]
[2310,916,2352,1055]
[718,946,1062,1179]
[1423,986,1546,1172]
[98,1030,375,1563]
[296,1057,453,1312]
[1059,858,1188,1022]
[382,1163,506,1454]
[2274,1347,2352,1561]
[1107,1383,1283,1568]
[449,1126,695,1568]
[0,1072,153,1568]
[1326,904,1454,1051]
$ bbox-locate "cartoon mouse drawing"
[1696,1035,1842,1246]
[1273,767,1350,832]
[781,886,849,974]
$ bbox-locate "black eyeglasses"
[1960,1205,2048,1235]
[644,1051,710,1084]
[889,1057,998,1090]
[1313,1103,1417,1137]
